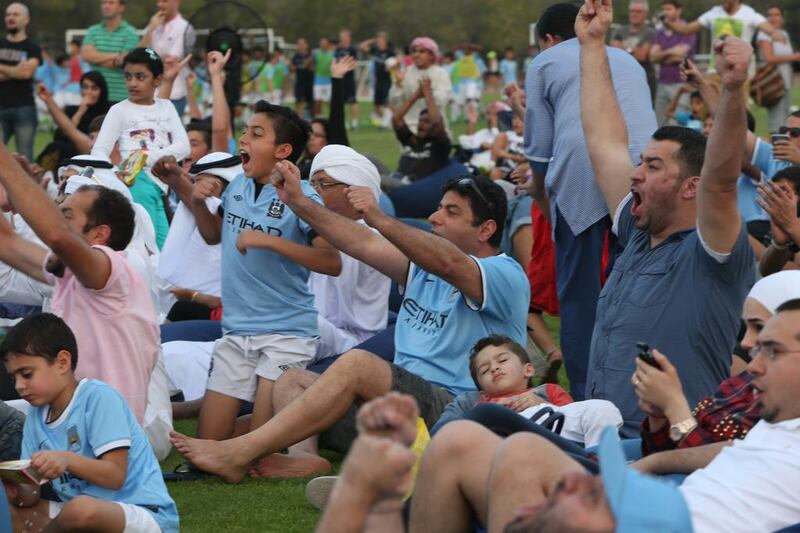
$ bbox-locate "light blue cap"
[598,427,694,533]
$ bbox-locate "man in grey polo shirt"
[524,3,656,400]
[580,5,755,436]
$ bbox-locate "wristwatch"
[773,239,800,254]
[669,417,698,442]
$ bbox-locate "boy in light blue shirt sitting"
[186,101,341,443]
[2,313,178,532]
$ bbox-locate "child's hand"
[192,177,218,204]
[499,390,545,413]
[35,83,52,102]
[163,54,192,82]
[207,49,232,77]
[152,156,183,187]
[31,451,69,481]
[186,70,197,90]
[236,229,271,254]
[270,160,304,204]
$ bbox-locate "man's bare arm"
[0,215,49,283]
[632,441,731,474]
[664,19,703,35]
[0,146,111,289]
[697,38,750,254]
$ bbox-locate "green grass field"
[11,95,787,531]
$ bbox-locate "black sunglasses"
[779,126,800,138]
[456,177,494,210]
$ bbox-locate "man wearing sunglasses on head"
[169,152,530,483]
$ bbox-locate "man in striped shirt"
[81,0,140,103]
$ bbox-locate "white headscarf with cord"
[309,145,382,199]
[747,270,800,313]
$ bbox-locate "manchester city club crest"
[267,198,285,219]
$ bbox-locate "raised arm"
[208,50,232,153]
[36,84,93,154]
[419,77,443,134]
[697,38,750,254]
[329,56,356,146]
[0,144,111,289]
[152,156,194,206]
[392,87,421,130]
[189,178,223,244]
[0,212,49,283]
[577,0,633,218]
[756,21,786,44]
[185,71,202,120]
[271,161,409,284]
[272,161,487,301]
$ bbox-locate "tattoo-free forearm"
[640,441,731,474]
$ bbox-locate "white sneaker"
[305,475,339,511]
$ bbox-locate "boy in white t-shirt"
[91,47,190,248]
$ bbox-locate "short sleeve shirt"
[395,125,451,181]
[83,21,140,102]
[394,254,530,395]
[22,380,179,532]
[654,28,697,84]
[698,5,766,71]
[292,52,313,85]
[370,46,395,82]
[219,176,323,337]
[752,137,793,179]
[44,246,159,423]
[334,45,358,82]
[587,195,755,436]
[0,37,41,108]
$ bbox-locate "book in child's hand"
[0,460,45,485]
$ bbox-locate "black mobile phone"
[637,342,659,368]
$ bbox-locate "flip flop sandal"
[163,462,208,482]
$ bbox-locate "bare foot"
[169,431,250,483]
[248,452,332,479]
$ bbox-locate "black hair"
[75,185,135,251]
[767,4,784,15]
[81,71,109,112]
[776,298,800,313]
[122,47,164,78]
[0,313,78,370]
[55,54,69,65]
[663,0,683,7]
[772,166,800,216]
[690,91,702,100]
[441,177,507,248]
[70,37,82,47]
[536,3,579,43]
[186,120,212,148]
[468,335,529,387]
[504,46,515,53]
[253,100,311,163]
[651,126,706,179]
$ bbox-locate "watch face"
[669,426,682,441]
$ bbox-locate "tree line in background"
[22,0,800,55]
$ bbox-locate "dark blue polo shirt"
[587,195,755,437]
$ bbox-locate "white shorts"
[313,84,332,102]
[49,501,161,532]
[459,81,481,102]
[207,333,317,401]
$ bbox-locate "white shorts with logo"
[207,333,318,401]
[313,84,332,102]
[49,501,161,532]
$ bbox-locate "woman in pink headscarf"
[390,36,453,135]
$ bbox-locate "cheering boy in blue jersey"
[186,100,342,443]
[2,313,178,533]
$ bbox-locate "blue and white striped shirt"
[524,39,657,235]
